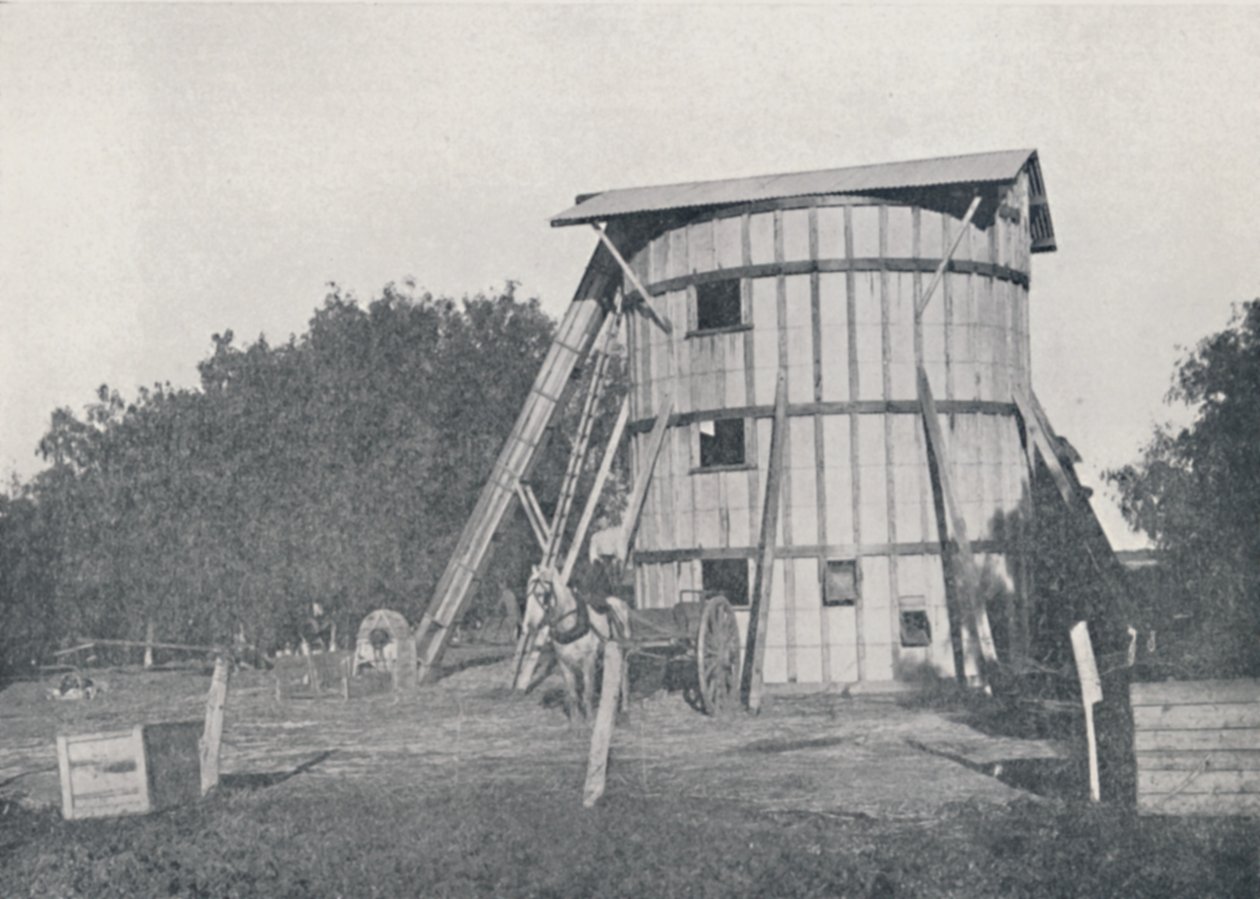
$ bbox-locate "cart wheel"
[696,595,741,716]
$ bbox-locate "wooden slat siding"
[1141,794,1260,817]
[845,204,866,681]
[809,206,832,683]
[741,216,760,594]
[1133,704,1260,731]
[1135,729,1260,753]
[880,205,903,677]
[1132,680,1260,705]
[1138,752,1260,771]
[1131,678,1260,816]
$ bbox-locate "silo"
[551,149,1056,688]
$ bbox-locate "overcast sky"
[3,5,1259,549]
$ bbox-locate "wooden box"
[56,721,203,820]
[1131,678,1260,816]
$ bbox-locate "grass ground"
[1,649,1256,897]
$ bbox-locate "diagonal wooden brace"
[593,224,673,335]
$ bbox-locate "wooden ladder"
[412,243,620,681]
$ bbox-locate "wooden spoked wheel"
[695,595,741,716]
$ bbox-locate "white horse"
[511,564,631,722]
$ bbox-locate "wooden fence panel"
[1131,678,1260,816]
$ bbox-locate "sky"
[3,5,1259,550]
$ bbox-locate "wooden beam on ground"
[614,388,676,562]
[58,638,225,656]
[915,194,982,318]
[917,367,998,681]
[199,657,230,796]
[742,369,788,712]
[593,224,673,335]
[562,394,631,583]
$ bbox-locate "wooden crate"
[56,721,202,820]
[1131,678,1260,816]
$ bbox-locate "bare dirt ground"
[1,644,1061,819]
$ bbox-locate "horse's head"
[526,564,558,611]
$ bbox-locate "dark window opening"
[701,559,750,608]
[699,419,746,468]
[900,609,931,647]
[696,280,742,331]
[823,560,859,606]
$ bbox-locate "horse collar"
[549,598,590,646]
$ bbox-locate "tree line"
[0,281,628,675]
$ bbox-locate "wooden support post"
[562,395,631,583]
[742,370,788,712]
[593,224,673,335]
[582,639,623,807]
[917,368,998,681]
[199,656,230,796]
[1069,621,1103,802]
[614,389,676,562]
[143,620,156,669]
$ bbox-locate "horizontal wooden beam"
[638,257,1029,299]
[627,400,1018,435]
[632,538,1015,565]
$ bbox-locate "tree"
[1106,299,1260,675]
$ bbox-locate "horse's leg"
[558,658,580,725]
[581,640,598,720]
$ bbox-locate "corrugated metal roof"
[552,148,1042,227]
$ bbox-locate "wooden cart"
[625,593,741,715]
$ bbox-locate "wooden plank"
[1139,793,1260,817]
[199,657,229,795]
[582,640,623,807]
[742,369,788,711]
[1135,728,1260,752]
[1133,703,1260,731]
[515,483,551,551]
[844,205,866,683]
[57,726,151,819]
[914,195,982,317]
[1131,679,1260,706]
[1136,751,1260,770]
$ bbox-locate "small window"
[823,560,859,606]
[695,280,742,331]
[701,558,750,607]
[900,609,932,648]
[699,419,746,469]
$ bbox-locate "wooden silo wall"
[627,178,1035,686]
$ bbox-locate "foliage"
[1105,299,1260,675]
[1,282,579,674]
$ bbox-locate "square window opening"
[823,559,859,606]
[699,419,746,468]
[899,609,932,648]
[701,559,750,608]
[696,280,743,331]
